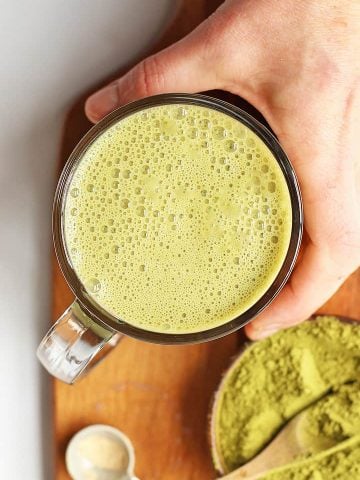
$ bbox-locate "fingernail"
[248,324,282,340]
[85,84,119,122]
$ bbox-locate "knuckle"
[133,56,165,97]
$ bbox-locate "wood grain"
[52,2,360,479]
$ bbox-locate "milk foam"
[64,104,292,333]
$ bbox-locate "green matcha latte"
[64,103,292,334]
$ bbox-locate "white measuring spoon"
[66,424,139,480]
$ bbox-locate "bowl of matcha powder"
[210,315,360,478]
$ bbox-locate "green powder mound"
[214,316,360,472]
[261,435,360,479]
[299,382,360,453]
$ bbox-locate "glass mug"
[37,94,303,384]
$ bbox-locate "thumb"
[85,22,223,123]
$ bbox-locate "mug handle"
[37,300,122,384]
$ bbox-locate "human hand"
[85,0,360,339]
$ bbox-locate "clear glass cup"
[37,93,303,384]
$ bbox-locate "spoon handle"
[219,414,305,479]
[218,467,262,480]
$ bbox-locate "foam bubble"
[268,181,276,193]
[85,277,101,294]
[225,140,238,152]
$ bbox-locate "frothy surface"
[64,104,292,334]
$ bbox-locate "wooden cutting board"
[52,2,360,478]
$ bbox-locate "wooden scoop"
[219,404,334,480]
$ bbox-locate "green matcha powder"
[213,316,360,476]
[264,435,360,480]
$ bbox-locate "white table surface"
[0,1,173,477]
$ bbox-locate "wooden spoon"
[218,403,334,480]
